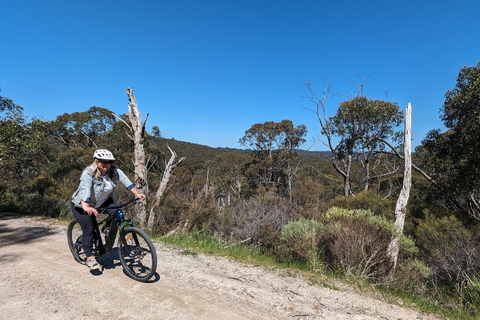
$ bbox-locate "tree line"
[2,61,480,316]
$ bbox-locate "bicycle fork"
[119,228,141,257]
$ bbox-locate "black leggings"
[70,198,115,257]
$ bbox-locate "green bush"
[415,212,480,308]
[150,194,191,235]
[0,190,70,218]
[464,274,480,315]
[321,207,418,281]
[390,258,431,296]
[0,190,20,212]
[277,218,324,270]
[327,190,396,219]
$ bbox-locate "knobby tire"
[118,227,157,282]
[67,220,94,264]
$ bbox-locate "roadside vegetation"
[2,62,480,319]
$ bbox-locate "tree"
[239,119,307,199]
[303,82,353,197]
[332,96,403,192]
[386,103,412,273]
[0,86,22,113]
[49,106,116,148]
[119,88,149,225]
[151,125,162,138]
[421,61,480,220]
[0,106,48,187]
[205,151,252,206]
[303,82,403,197]
[239,120,307,160]
[148,145,185,229]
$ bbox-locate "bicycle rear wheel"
[67,220,88,264]
[118,227,157,282]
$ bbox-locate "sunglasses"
[98,160,113,165]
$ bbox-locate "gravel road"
[0,213,441,320]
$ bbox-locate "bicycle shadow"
[98,249,123,270]
[97,249,161,283]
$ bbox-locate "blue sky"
[1,0,479,151]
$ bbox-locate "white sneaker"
[86,258,100,270]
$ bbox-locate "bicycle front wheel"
[118,227,157,282]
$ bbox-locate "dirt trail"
[0,213,440,320]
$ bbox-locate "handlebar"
[97,198,141,214]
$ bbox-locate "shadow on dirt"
[98,250,161,283]
[0,213,57,248]
[98,249,123,270]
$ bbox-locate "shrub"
[464,274,480,315]
[150,194,190,235]
[0,190,71,218]
[23,193,71,217]
[327,190,396,219]
[390,258,431,295]
[181,193,219,231]
[0,190,20,212]
[277,218,324,270]
[226,197,294,244]
[321,207,417,281]
[415,212,480,306]
[291,178,330,219]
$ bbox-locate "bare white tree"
[147,145,185,229]
[386,103,412,273]
[116,88,149,225]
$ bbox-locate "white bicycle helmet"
[93,149,116,161]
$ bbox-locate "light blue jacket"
[71,165,135,207]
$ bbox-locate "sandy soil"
[0,213,441,320]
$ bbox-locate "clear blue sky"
[1,0,479,151]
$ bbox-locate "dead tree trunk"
[386,102,412,273]
[125,88,149,225]
[147,145,185,229]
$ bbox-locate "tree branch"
[378,138,465,212]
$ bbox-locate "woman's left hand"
[130,187,146,200]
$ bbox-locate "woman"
[71,149,146,270]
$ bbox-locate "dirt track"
[0,213,440,320]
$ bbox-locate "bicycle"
[67,198,157,282]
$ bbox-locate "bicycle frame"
[93,198,138,257]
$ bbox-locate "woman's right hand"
[81,201,98,217]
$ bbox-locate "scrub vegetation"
[2,62,480,318]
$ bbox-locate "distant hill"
[295,149,331,160]
[150,138,249,171]
[150,137,330,171]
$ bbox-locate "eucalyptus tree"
[239,119,307,199]
[0,99,48,188]
[0,86,19,112]
[332,96,403,192]
[205,151,252,206]
[303,82,353,197]
[421,61,480,220]
[49,106,116,148]
[303,82,402,197]
[239,120,307,160]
